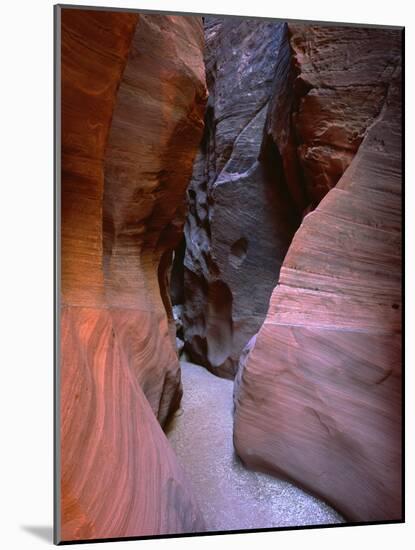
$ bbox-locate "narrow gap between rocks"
[161,17,349,530]
[164,362,343,531]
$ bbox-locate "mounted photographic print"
[54,3,404,544]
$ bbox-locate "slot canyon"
[59,8,402,542]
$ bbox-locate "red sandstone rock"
[61,308,205,541]
[60,9,206,541]
[267,24,402,211]
[181,22,400,380]
[233,36,403,522]
[103,13,207,423]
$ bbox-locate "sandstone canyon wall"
[265,24,401,211]
[60,9,206,541]
[181,18,300,378]
[180,21,400,379]
[233,24,403,522]
[59,10,403,538]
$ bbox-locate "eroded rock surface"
[60,9,206,541]
[182,21,401,379]
[267,24,402,211]
[182,18,299,378]
[61,308,205,541]
[233,29,403,522]
[103,14,207,422]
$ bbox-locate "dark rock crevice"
[175,19,302,377]
[170,20,401,381]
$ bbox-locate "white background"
[1,0,412,548]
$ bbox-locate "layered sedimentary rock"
[61,308,205,540]
[103,14,207,421]
[182,18,300,378]
[234,26,403,522]
[266,24,402,211]
[60,9,206,541]
[182,21,400,379]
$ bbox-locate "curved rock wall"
[103,14,207,424]
[181,21,400,379]
[182,18,300,378]
[233,26,402,522]
[60,9,206,541]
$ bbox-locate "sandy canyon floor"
[166,361,344,532]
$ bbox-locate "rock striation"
[60,9,206,541]
[182,18,300,378]
[233,24,403,522]
[103,14,207,422]
[266,24,402,211]
[181,21,400,379]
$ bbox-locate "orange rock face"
[103,14,207,422]
[59,9,207,542]
[233,29,403,522]
[267,24,402,213]
[61,308,205,540]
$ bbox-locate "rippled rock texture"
[234,25,403,522]
[181,21,401,379]
[60,9,206,541]
[182,18,300,378]
[267,24,402,211]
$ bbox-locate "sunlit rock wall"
[60,9,207,541]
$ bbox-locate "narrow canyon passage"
[166,362,343,531]
[59,10,402,541]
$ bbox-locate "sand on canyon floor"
[166,361,344,532]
